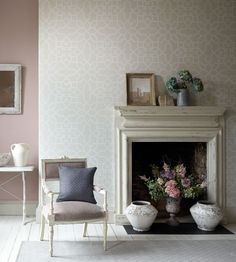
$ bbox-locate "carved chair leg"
[49,225,54,257]
[40,214,45,241]
[103,219,107,251]
[83,222,88,237]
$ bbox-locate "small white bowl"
[0,153,11,166]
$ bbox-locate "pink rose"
[167,187,181,198]
[165,180,177,188]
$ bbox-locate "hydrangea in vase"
[166,70,204,106]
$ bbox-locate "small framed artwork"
[126,73,156,106]
[0,64,22,114]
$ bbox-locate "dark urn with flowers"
[140,161,206,226]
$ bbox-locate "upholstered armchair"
[39,158,108,257]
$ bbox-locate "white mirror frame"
[0,64,22,114]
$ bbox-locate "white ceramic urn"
[190,201,223,231]
[125,201,158,231]
[11,143,30,167]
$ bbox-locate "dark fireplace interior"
[132,142,207,218]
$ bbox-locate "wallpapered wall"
[39,0,236,213]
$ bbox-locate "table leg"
[22,171,26,225]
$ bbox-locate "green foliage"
[145,179,165,202]
[166,70,204,93]
[140,162,206,202]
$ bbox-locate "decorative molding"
[115,106,226,128]
[115,106,226,117]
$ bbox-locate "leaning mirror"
[0,64,22,114]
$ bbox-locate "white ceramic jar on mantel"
[190,201,223,231]
[125,201,158,231]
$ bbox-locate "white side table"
[0,165,35,224]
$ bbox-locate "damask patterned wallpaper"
[39,0,236,211]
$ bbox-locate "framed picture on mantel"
[126,73,156,106]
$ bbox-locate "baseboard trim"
[107,211,115,223]
[225,207,236,223]
[0,201,38,216]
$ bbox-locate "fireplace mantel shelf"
[115,106,226,129]
[115,106,226,117]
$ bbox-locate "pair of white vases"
[125,200,223,232]
[11,143,30,167]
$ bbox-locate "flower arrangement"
[166,70,204,93]
[140,162,206,202]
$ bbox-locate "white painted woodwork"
[0,166,35,224]
[0,166,34,172]
[114,106,226,224]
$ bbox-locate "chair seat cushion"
[43,201,105,221]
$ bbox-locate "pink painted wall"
[0,0,38,201]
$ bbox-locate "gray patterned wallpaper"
[39,0,236,211]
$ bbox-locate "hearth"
[123,223,233,235]
[114,106,226,224]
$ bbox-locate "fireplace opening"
[132,142,207,218]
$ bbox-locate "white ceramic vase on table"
[125,200,158,231]
[190,201,223,231]
[11,143,30,167]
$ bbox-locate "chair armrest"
[93,185,106,195]
[41,181,56,216]
[93,185,107,212]
[42,181,59,196]
[42,181,53,196]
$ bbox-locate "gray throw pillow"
[57,166,97,204]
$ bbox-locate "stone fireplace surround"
[115,106,226,224]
